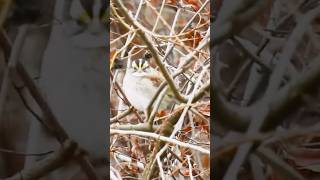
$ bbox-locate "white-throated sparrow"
[123,53,174,118]
[25,0,107,179]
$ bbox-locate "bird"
[122,52,174,119]
[25,0,107,179]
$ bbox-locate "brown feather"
[145,72,165,87]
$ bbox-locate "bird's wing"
[144,70,165,87]
[144,70,177,99]
[145,74,164,87]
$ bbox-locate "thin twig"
[0,148,53,157]
[110,129,209,154]
[4,140,77,180]
[187,155,194,180]
[0,25,28,121]
[110,106,134,124]
[255,147,304,180]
